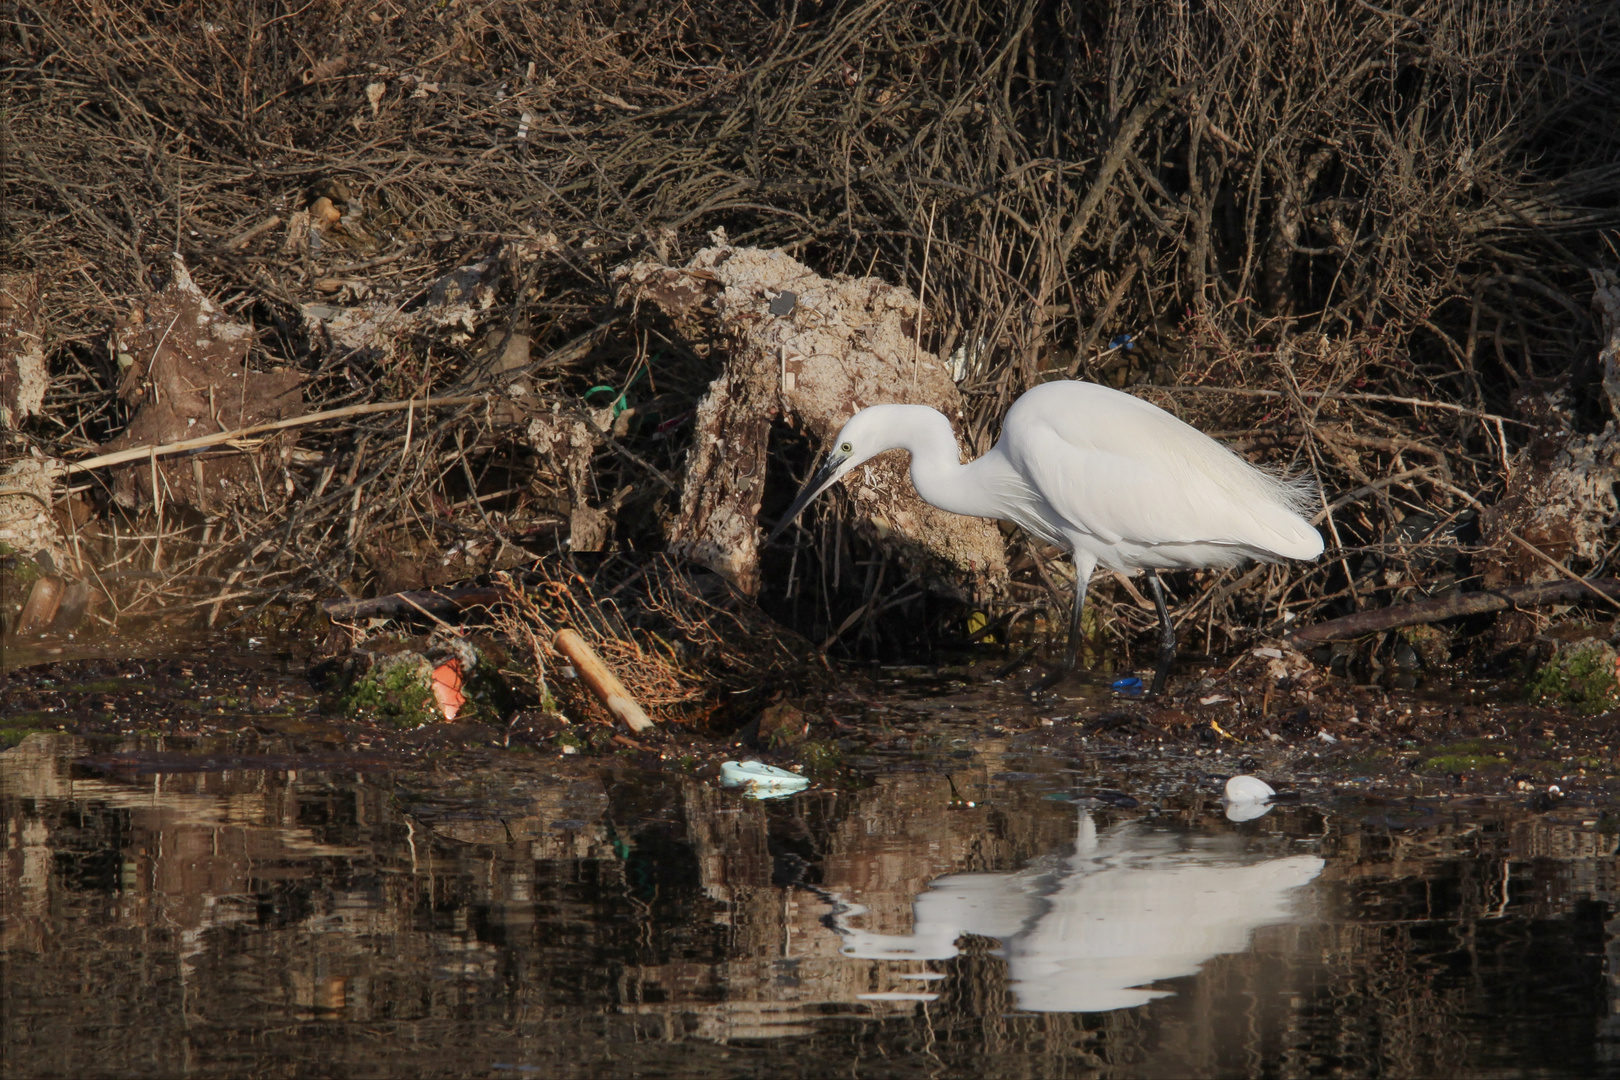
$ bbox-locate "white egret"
[768,379,1323,693]
[832,808,1323,1012]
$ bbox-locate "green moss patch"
[1526,639,1620,716]
[795,739,844,779]
[1415,737,1514,774]
[339,652,440,729]
[0,710,58,747]
[68,678,128,695]
[321,636,514,730]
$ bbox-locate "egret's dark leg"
[1036,570,1090,690]
[1144,570,1177,696]
[1064,569,1089,674]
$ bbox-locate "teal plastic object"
[583,360,654,419]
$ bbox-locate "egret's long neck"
[878,406,1000,519]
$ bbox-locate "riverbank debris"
[618,241,1008,598]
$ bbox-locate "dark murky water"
[5,731,1619,1078]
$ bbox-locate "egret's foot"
[1147,648,1176,697]
[1032,664,1076,693]
[990,647,1038,681]
[1142,570,1178,699]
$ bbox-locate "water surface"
[4,731,1617,1078]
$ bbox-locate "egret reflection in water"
[833,808,1324,1013]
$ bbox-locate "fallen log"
[552,628,655,734]
[321,584,511,620]
[1288,578,1620,646]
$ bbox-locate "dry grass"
[4,0,1618,662]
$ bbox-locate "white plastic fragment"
[1224,774,1276,804]
[720,760,810,799]
[1224,773,1277,822]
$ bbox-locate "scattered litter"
[1111,676,1144,696]
[1224,775,1276,804]
[1224,774,1277,822]
[1317,730,1339,744]
[1199,694,1229,705]
[720,760,810,799]
[431,659,466,720]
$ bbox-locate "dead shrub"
[4,0,1618,663]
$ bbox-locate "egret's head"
[767,408,898,543]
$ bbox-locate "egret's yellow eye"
[840,441,853,454]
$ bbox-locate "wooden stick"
[224,215,282,250]
[320,584,512,619]
[1287,578,1620,645]
[53,395,484,477]
[1504,530,1620,614]
[1428,477,1620,615]
[552,628,655,733]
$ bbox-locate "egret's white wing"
[1001,384,1321,559]
[1004,855,1325,1012]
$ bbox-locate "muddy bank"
[6,631,1617,815]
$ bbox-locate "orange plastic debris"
[431,658,466,721]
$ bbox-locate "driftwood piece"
[14,575,64,635]
[1288,578,1620,646]
[616,243,1008,597]
[321,584,511,620]
[552,628,655,733]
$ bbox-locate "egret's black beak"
[767,452,847,544]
